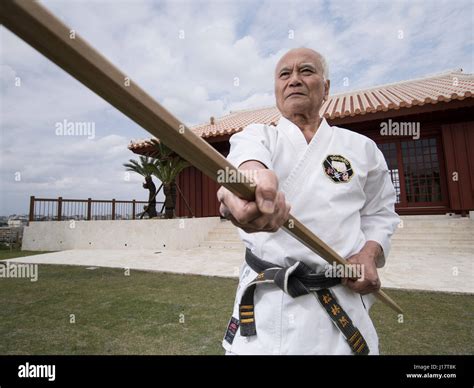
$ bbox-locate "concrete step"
[207,230,241,238]
[395,225,474,231]
[199,221,244,249]
[391,240,474,248]
[399,215,471,220]
[391,251,473,256]
[207,231,474,243]
[215,220,238,227]
[213,223,238,228]
[392,236,474,242]
[204,218,474,252]
[202,236,243,242]
[397,221,474,229]
[391,247,473,255]
[396,228,474,234]
[204,237,242,244]
[216,218,474,228]
[392,233,474,241]
[201,241,472,253]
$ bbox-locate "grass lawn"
[0,250,472,355]
[0,249,50,261]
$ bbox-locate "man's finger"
[254,171,278,214]
[227,196,260,224]
[219,203,230,218]
[219,187,261,224]
[345,277,381,295]
[226,213,264,233]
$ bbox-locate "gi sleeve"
[360,142,400,268]
[226,124,275,169]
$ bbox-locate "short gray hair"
[306,48,329,80]
[292,47,329,80]
[318,53,329,81]
[276,47,330,81]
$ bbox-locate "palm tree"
[123,156,158,218]
[148,140,190,219]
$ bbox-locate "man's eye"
[301,68,313,74]
[280,72,289,78]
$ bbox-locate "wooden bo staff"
[0,0,403,314]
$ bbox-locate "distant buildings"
[6,215,28,227]
[0,215,27,245]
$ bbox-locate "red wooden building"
[129,69,474,217]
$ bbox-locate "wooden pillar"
[57,196,63,221]
[132,200,136,220]
[87,198,92,220]
[29,196,35,221]
[112,199,116,220]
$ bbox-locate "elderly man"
[218,48,399,355]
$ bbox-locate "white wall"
[22,218,221,251]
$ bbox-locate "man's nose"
[288,72,302,86]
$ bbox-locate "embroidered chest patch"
[323,155,354,183]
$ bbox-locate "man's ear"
[324,79,330,100]
[324,80,331,97]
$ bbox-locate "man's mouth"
[286,92,306,99]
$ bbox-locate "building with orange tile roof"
[129,69,474,217]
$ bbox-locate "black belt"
[239,248,370,355]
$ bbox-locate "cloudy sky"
[0,0,472,216]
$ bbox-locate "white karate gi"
[222,116,399,355]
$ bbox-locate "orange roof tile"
[129,69,473,152]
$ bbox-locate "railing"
[28,196,165,221]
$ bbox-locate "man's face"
[274,49,329,119]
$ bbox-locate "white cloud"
[227,93,275,113]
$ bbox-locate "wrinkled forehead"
[275,50,323,74]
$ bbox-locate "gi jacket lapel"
[278,117,333,202]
